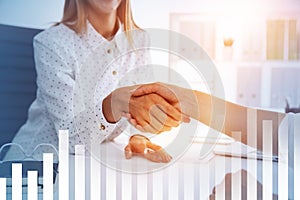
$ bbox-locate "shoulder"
[33,23,77,51]
[132,28,151,47]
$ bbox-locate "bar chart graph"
[0,110,298,200]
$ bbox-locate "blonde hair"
[61,0,139,37]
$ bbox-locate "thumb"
[124,144,133,159]
[131,83,157,97]
[133,83,179,103]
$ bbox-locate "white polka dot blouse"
[11,21,151,154]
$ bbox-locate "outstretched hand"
[124,134,172,163]
[132,82,199,119]
[123,82,200,131]
[103,83,191,134]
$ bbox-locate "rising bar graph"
[0,114,297,200]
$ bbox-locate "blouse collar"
[81,19,130,53]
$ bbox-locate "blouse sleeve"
[33,38,123,150]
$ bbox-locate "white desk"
[65,125,289,200]
[4,123,291,200]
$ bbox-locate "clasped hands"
[103,82,198,163]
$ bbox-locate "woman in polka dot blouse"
[9,0,186,162]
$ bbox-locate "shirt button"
[107,49,112,54]
[100,124,106,130]
[112,70,117,75]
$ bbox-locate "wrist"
[102,93,121,123]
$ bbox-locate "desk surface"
[65,123,290,200]
[5,123,291,200]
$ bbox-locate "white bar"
[247,108,257,200]
[0,178,6,200]
[27,171,38,200]
[12,163,22,200]
[75,145,85,200]
[263,120,273,200]
[43,153,53,200]
[178,163,184,200]
[90,143,101,200]
[131,174,137,200]
[199,164,210,199]
[137,174,147,200]
[122,173,132,200]
[59,130,69,200]
[215,156,225,200]
[184,164,194,200]
[294,116,300,200]
[278,114,288,200]
[168,164,179,200]
[106,166,116,200]
[147,172,153,200]
[231,132,242,200]
[152,170,163,200]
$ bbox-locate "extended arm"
[132,83,286,148]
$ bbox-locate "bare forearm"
[131,82,286,147]
[191,90,286,145]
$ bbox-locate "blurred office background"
[1,0,300,111]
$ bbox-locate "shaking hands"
[103,82,197,134]
[102,82,200,163]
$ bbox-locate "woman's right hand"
[102,85,186,133]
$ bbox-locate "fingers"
[131,83,159,97]
[126,111,174,133]
[132,82,179,103]
[128,93,190,134]
[141,123,159,134]
[128,96,175,133]
[121,112,132,119]
[172,102,191,123]
[182,115,191,123]
[156,99,182,122]
[150,105,180,127]
[129,118,138,126]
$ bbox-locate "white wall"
[132,0,300,29]
[0,0,64,29]
[1,0,300,29]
